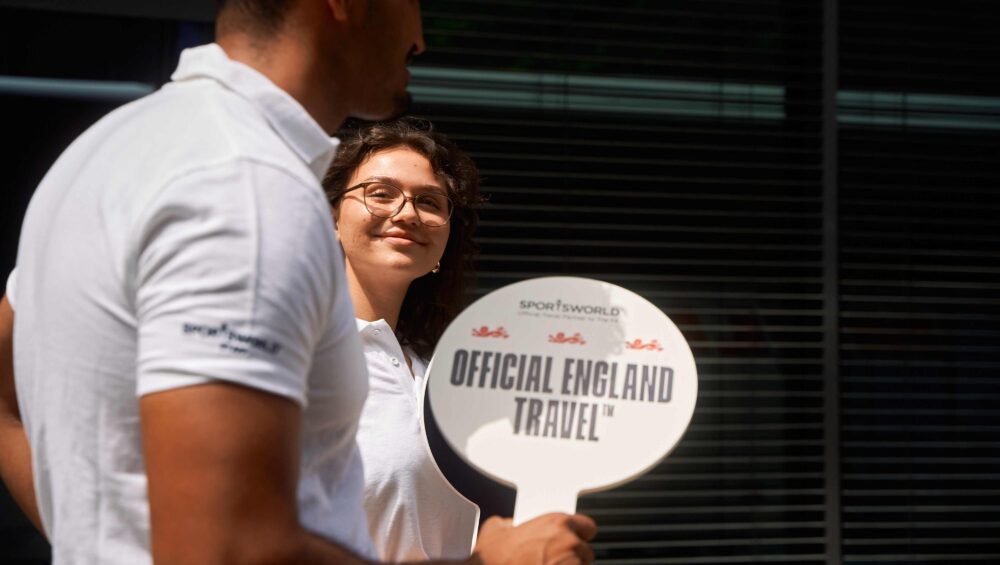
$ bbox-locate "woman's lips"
[379,232,424,246]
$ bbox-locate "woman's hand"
[468,513,597,565]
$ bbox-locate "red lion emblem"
[471,326,509,339]
[548,332,586,345]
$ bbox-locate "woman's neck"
[345,263,411,330]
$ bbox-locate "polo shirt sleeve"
[134,160,341,406]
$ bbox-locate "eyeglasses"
[341,181,454,227]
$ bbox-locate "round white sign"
[425,277,697,524]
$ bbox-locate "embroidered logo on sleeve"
[182,322,282,356]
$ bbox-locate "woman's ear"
[331,207,341,240]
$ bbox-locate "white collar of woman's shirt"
[355,318,429,401]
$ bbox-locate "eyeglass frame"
[336,181,455,227]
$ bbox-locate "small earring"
[431,262,441,274]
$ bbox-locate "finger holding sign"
[425,277,698,525]
[470,513,596,565]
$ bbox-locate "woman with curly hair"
[324,117,483,561]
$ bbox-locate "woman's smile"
[378,228,427,246]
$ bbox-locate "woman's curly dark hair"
[323,117,483,359]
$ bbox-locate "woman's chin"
[361,258,434,282]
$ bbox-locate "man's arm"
[0,294,43,532]
[141,382,373,565]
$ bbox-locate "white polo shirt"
[10,44,374,563]
[355,319,479,561]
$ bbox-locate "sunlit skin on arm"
[141,382,377,565]
[0,294,42,533]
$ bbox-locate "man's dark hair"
[324,117,484,360]
[216,0,297,36]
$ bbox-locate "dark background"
[2,1,998,563]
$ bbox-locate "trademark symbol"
[603,404,615,417]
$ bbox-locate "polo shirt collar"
[356,318,393,336]
[171,43,339,181]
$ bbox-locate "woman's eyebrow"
[364,175,402,185]
[366,175,447,194]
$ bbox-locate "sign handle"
[512,484,580,526]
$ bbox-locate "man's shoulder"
[150,80,304,175]
[65,79,316,202]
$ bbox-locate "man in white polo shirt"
[0,0,595,564]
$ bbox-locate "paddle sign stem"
[513,483,579,526]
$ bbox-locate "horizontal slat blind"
[838,1,1000,562]
[414,1,828,562]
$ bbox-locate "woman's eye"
[417,197,444,211]
[367,189,396,200]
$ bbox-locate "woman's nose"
[393,198,421,226]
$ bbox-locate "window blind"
[414,1,829,562]
[838,1,1000,562]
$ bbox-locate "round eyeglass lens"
[363,183,452,227]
